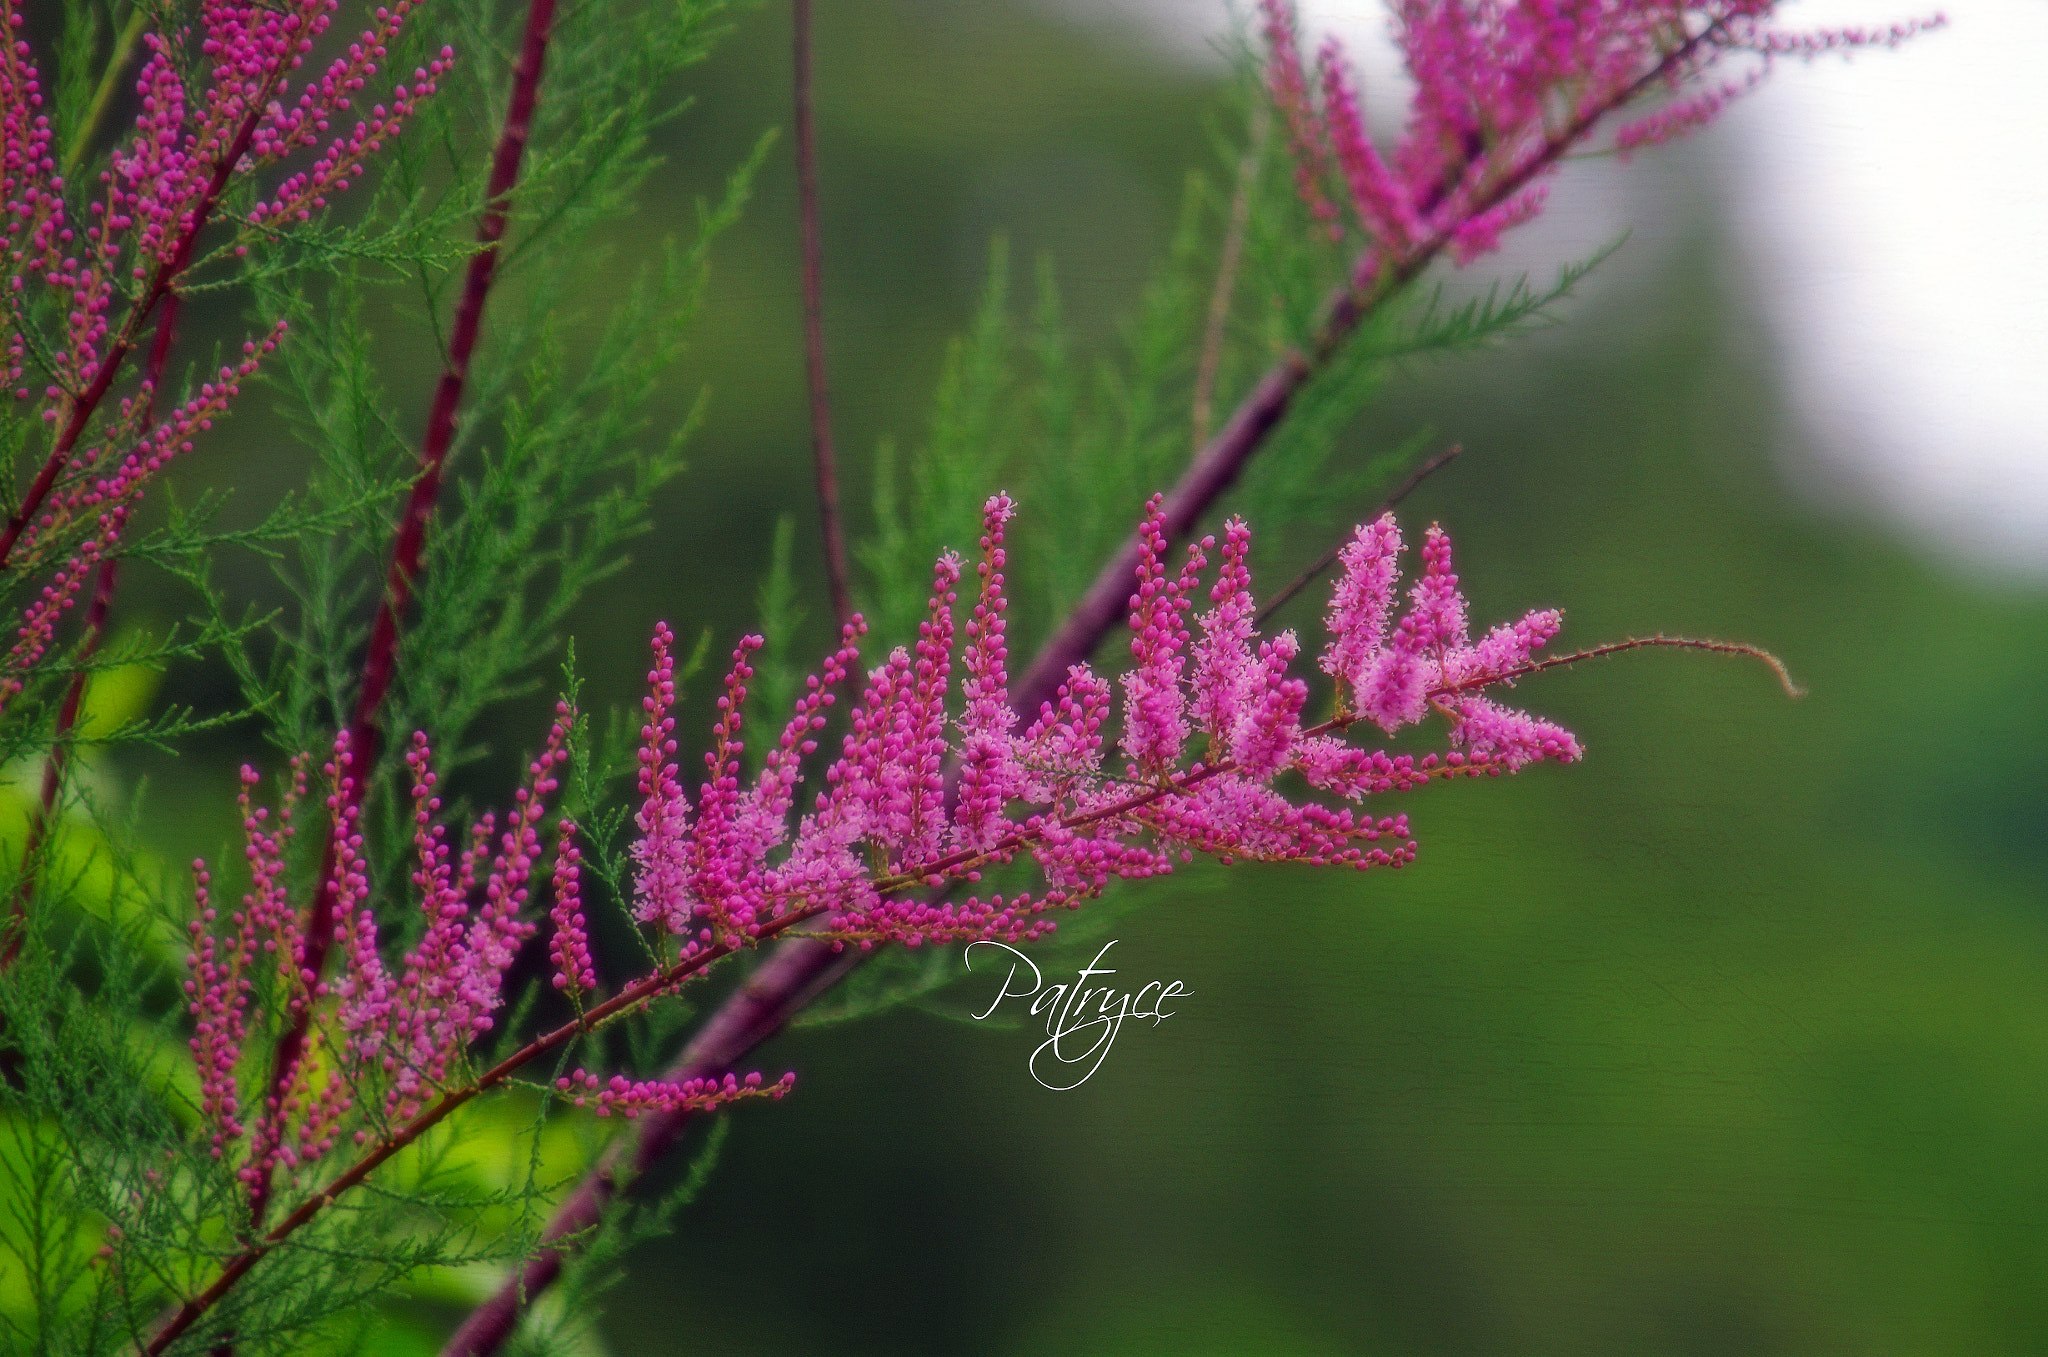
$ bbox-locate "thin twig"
[61,5,150,176]
[794,0,854,631]
[1443,635,1804,698]
[248,0,560,1229]
[1192,102,1269,450]
[1255,443,1460,627]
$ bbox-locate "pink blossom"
[622,493,1580,952]
[1258,0,1942,267]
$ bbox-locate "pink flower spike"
[956,494,1023,852]
[1228,630,1308,781]
[184,859,250,1158]
[1191,515,1257,748]
[1405,523,1470,659]
[687,637,766,933]
[455,705,568,1038]
[548,819,597,1000]
[1120,494,1205,775]
[1446,696,1583,769]
[1259,0,1342,237]
[1020,663,1114,802]
[1317,36,1420,250]
[557,1067,794,1120]
[1321,512,1403,699]
[749,618,864,856]
[1450,184,1549,266]
[326,732,388,1060]
[899,552,963,867]
[633,622,694,935]
[1459,608,1563,686]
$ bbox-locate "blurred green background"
[99,0,2048,1352]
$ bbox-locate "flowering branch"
[162,484,1702,1351]
[1014,38,1676,720]
[1,0,447,574]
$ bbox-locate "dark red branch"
[794,0,854,631]
[248,0,559,1228]
[351,0,558,762]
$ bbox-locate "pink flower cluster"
[630,493,1581,954]
[1259,0,1940,265]
[1,0,450,703]
[184,704,780,1188]
[0,323,284,714]
[556,1068,795,1120]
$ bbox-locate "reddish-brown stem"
[794,0,854,631]
[247,0,560,1229]
[1255,443,1461,628]
[1442,635,1803,698]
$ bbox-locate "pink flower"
[1258,0,1941,267]
[625,493,1579,950]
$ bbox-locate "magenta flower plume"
[627,492,1584,956]
[1324,517,1580,767]
[549,820,597,1000]
[183,705,786,1200]
[1257,0,1941,268]
[1,0,451,710]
